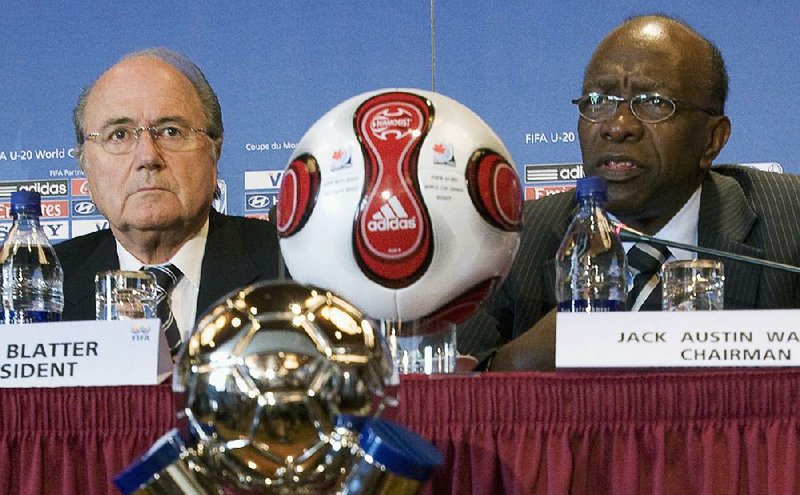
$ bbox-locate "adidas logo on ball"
[368,216,417,232]
[367,195,418,232]
[277,89,523,321]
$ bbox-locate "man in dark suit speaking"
[458,15,800,370]
[56,48,281,354]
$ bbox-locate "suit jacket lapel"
[196,211,261,320]
[698,171,762,308]
[542,172,762,310]
[73,232,120,320]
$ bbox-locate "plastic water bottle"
[555,176,627,312]
[0,190,64,323]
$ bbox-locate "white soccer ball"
[276,89,522,323]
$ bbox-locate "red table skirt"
[2,370,800,495]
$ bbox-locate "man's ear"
[700,115,731,170]
[77,150,94,200]
[213,137,223,161]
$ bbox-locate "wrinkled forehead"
[83,57,204,130]
[583,44,679,93]
[583,21,709,98]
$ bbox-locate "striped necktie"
[144,264,184,356]
[626,242,671,311]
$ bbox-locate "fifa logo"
[130,325,151,342]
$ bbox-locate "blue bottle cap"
[113,429,186,494]
[358,418,443,482]
[10,190,41,212]
[575,176,607,200]
[335,414,369,433]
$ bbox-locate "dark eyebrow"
[584,78,617,91]
[584,78,668,95]
[633,81,668,93]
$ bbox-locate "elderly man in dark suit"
[458,15,800,370]
[56,49,280,355]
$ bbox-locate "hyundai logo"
[247,195,272,209]
[73,200,96,215]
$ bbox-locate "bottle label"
[4,311,62,324]
[557,300,625,313]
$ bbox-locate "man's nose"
[132,129,165,169]
[600,102,644,142]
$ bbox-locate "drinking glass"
[661,259,724,311]
[95,270,157,320]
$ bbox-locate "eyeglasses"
[571,92,720,124]
[84,123,211,155]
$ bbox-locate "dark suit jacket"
[458,166,800,361]
[55,210,282,323]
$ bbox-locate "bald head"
[587,15,728,114]
[577,14,732,234]
[74,49,222,263]
[74,48,223,149]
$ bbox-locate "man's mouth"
[136,185,167,192]
[132,186,169,197]
[594,158,644,182]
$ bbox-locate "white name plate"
[556,309,800,368]
[0,319,172,387]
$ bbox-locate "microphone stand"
[613,222,800,275]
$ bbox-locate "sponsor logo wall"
[0,180,76,241]
[1,3,797,242]
[244,171,283,221]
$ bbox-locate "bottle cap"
[358,418,442,482]
[113,428,187,494]
[10,190,42,213]
[335,414,369,433]
[575,176,607,200]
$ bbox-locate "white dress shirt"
[614,187,701,308]
[116,219,209,341]
[619,186,702,261]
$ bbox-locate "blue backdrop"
[1,1,797,240]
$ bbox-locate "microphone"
[611,221,800,275]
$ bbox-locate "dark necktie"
[145,264,184,356]
[626,242,671,311]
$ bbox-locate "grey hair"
[73,48,224,149]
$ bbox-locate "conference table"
[2,369,800,495]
